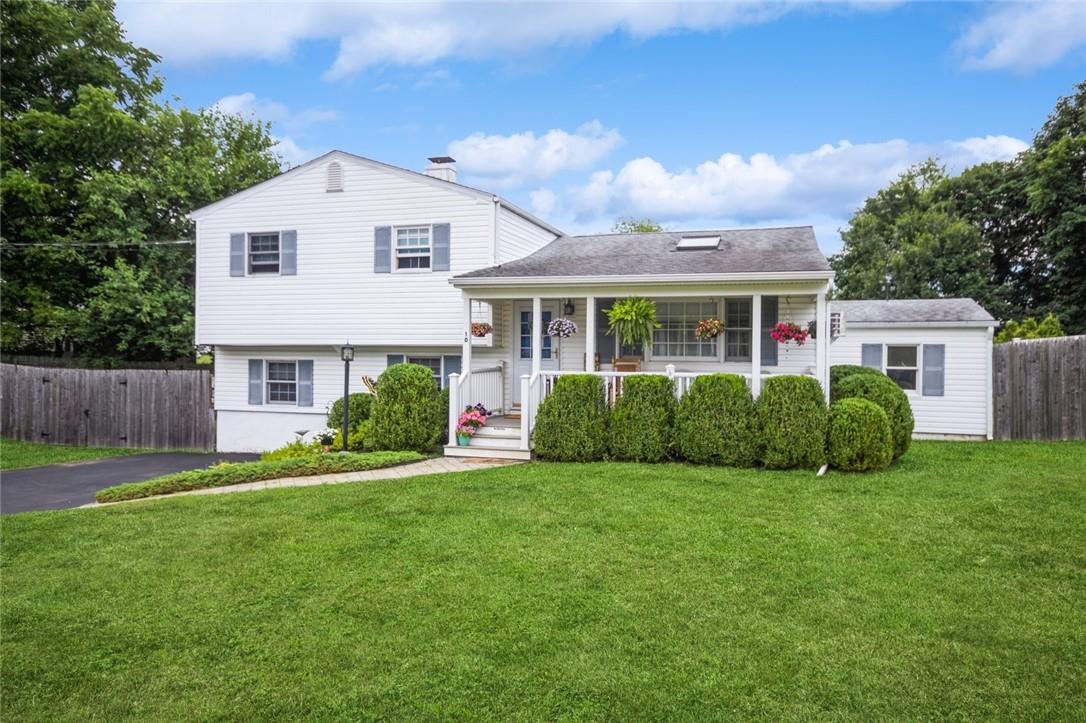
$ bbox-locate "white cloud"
[118,1,840,79]
[212,92,336,167]
[561,134,1028,228]
[530,188,558,217]
[956,1,1086,72]
[449,121,624,187]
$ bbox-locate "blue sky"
[118,1,1085,252]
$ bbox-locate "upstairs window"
[395,226,431,270]
[725,298,752,361]
[886,345,918,390]
[266,361,297,403]
[249,232,280,274]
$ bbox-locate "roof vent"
[424,156,457,183]
[676,235,720,250]
[326,161,343,192]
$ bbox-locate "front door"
[513,301,560,404]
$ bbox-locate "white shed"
[829,299,997,440]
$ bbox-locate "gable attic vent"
[326,161,344,192]
[675,235,720,250]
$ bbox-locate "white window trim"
[393,224,433,273]
[647,298,720,362]
[247,231,282,276]
[883,343,921,394]
[723,297,753,363]
[265,359,298,405]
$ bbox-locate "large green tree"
[1,0,282,362]
[832,82,1086,333]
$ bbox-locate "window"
[407,356,442,386]
[885,345,918,390]
[653,301,718,358]
[725,298,752,361]
[248,232,280,274]
[519,310,553,360]
[266,361,297,403]
[395,226,431,270]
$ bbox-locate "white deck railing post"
[519,374,531,451]
[448,372,461,446]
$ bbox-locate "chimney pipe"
[424,156,457,183]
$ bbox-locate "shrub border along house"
[674,373,758,467]
[96,451,425,503]
[609,374,676,463]
[833,372,914,459]
[533,374,609,462]
[827,398,894,471]
[756,375,828,469]
[371,363,446,453]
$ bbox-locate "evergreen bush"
[827,398,894,471]
[533,374,609,462]
[756,375,828,469]
[371,363,444,452]
[835,373,914,458]
[674,374,758,466]
[609,375,676,462]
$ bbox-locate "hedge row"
[95,451,425,503]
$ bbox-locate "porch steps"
[443,444,532,461]
[444,420,532,461]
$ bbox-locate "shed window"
[248,232,280,274]
[725,298,752,361]
[885,345,918,390]
[395,226,431,270]
[266,361,297,403]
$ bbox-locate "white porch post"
[816,288,829,402]
[531,296,542,375]
[585,295,596,371]
[461,294,473,376]
[751,293,762,398]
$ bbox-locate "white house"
[192,150,997,456]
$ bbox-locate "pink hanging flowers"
[770,321,810,346]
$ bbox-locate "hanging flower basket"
[547,318,578,338]
[770,321,810,346]
[694,317,725,341]
[471,322,493,337]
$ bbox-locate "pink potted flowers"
[456,408,488,445]
[770,321,810,346]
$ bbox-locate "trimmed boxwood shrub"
[756,375,828,469]
[533,374,609,462]
[674,374,758,466]
[328,393,374,430]
[609,375,676,462]
[829,364,885,402]
[827,398,893,471]
[371,363,444,452]
[835,373,914,458]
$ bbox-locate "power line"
[0,239,194,249]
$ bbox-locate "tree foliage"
[994,314,1066,344]
[612,218,664,233]
[0,0,282,362]
[832,82,1086,334]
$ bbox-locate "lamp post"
[340,342,354,452]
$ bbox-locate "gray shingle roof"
[456,226,830,279]
[832,298,996,324]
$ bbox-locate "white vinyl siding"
[831,326,991,437]
[497,205,559,263]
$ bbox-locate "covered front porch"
[444,281,834,459]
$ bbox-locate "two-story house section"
[192,151,561,452]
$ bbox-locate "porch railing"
[520,366,819,451]
[448,363,505,446]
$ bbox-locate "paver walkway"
[85,457,519,507]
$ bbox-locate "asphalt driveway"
[1,452,258,514]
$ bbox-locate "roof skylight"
[676,236,720,250]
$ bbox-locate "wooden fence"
[993,335,1086,441]
[1,363,215,450]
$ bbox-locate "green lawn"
[3,441,1085,720]
[0,437,150,471]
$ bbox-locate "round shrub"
[328,392,374,430]
[371,363,443,452]
[333,419,373,452]
[609,374,676,462]
[835,373,913,459]
[827,398,893,471]
[533,374,609,462]
[829,364,885,402]
[674,374,758,466]
[756,375,828,469]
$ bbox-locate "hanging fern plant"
[605,297,660,349]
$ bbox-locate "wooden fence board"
[1,363,214,450]
[993,335,1086,441]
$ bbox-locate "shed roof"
[832,298,996,325]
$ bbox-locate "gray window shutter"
[374,226,391,273]
[230,233,246,277]
[922,344,945,396]
[280,230,297,275]
[248,359,263,405]
[861,344,883,369]
[432,223,451,271]
[597,298,615,364]
[297,360,313,406]
[442,354,461,389]
[386,354,404,368]
[760,296,778,366]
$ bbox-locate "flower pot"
[322,444,332,453]
[457,434,472,446]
